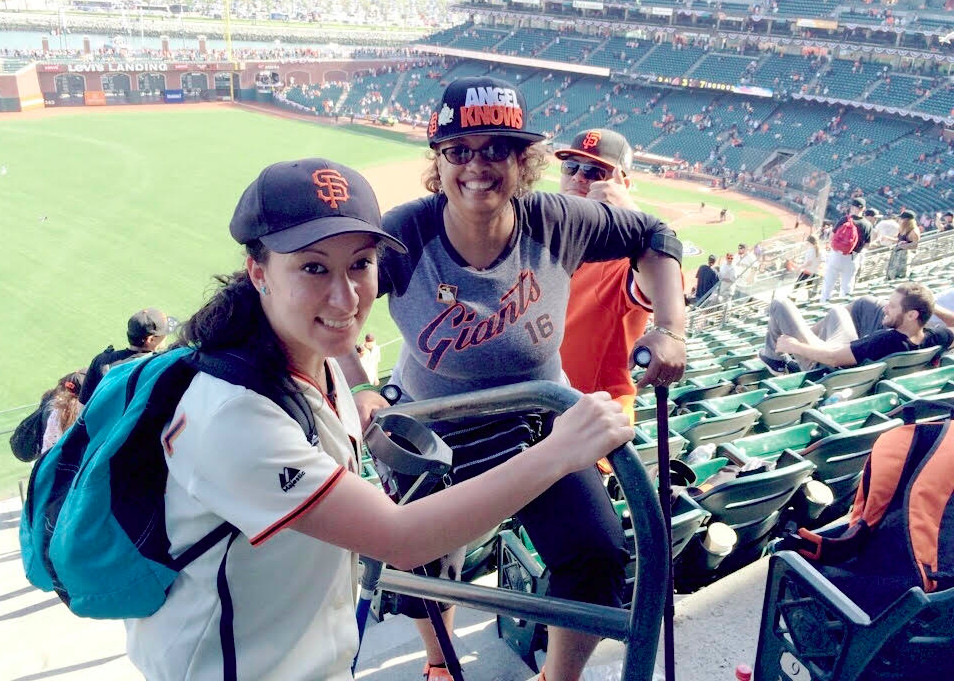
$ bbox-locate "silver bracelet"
[652,325,686,344]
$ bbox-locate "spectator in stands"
[693,254,720,304]
[885,209,920,281]
[718,252,738,299]
[78,308,177,404]
[793,235,821,293]
[361,332,382,385]
[941,211,954,231]
[820,197,867,303]
[557,128,685,437]
[40,369,86,454]
[348,76,685,681]
[760,282,953,374]
[737,242,758,284]
[850,207,875,288]
[871,212,900,247]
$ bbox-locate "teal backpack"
[20,346,318,620]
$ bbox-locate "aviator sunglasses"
[561,160,610,182]
[439,140,516,166]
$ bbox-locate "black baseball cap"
[850,197,866,209]
[862,208,881,218]
[427,76,546,147]
[230,159,407,254]
[899,209,916,219]
[555,128,633,175]
[128,308,177,340]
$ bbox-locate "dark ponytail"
[177,241,289,384]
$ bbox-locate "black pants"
[392,413,628,618]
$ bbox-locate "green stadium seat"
[688,456,731,484]
[634,398,676,424]
[675,450,816,587]
[632,429,689,469]
[815,362,887,400]
[877,364,954,401]
[719,422,825,463]
[755,385,828,431]
[795,415,904,522]
[669,380,736,407]
[691,389,770,415]
[690,367,749,387]
[875,346,942,380]
[678,408,761,450]
[755,552,954,681]
[811,391,902,430]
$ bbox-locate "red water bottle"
[735,663,752,681]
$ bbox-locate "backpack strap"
[183,349,319,446]
[906,418,954,592]
[850,424,916,528]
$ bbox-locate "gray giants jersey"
[379,192,678,402]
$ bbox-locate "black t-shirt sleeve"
[848,330,908,363]
[927,326,954,351]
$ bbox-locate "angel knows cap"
[427,76,546,147]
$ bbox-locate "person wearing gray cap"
[124,158,634,681]
[350,77,686,681]
[78,307,178,403]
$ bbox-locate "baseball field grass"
[0,104,785,496]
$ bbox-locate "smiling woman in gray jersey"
[350,76,686,681]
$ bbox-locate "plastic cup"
[703,522,737,555]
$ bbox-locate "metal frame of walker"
[362,381,669,681]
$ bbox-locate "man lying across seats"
[760,282,954,373]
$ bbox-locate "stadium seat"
[675,450,817,587]
[877,365,954,401]
[754,385,828,431]
[632,428,689,470]
[875,346,942,380]
[669,380,736,407]
[755,551,954,681]
[719,421,825,463]
[691,389,770,415]
[677,408,761,450]
[814,362,888,400]
[809,392,900,429]
[497,491,709,668]
[795,415,905,522]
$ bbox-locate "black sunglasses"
[561,160,609,182]
[439,141,515,166]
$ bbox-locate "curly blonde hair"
[422,140,548,197]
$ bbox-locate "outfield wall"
[1,59,396,112]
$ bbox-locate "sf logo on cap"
[312,169,350,209]
[582,131,601,150]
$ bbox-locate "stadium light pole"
[224,0,235,102]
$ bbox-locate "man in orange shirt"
[557,129,686,441]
